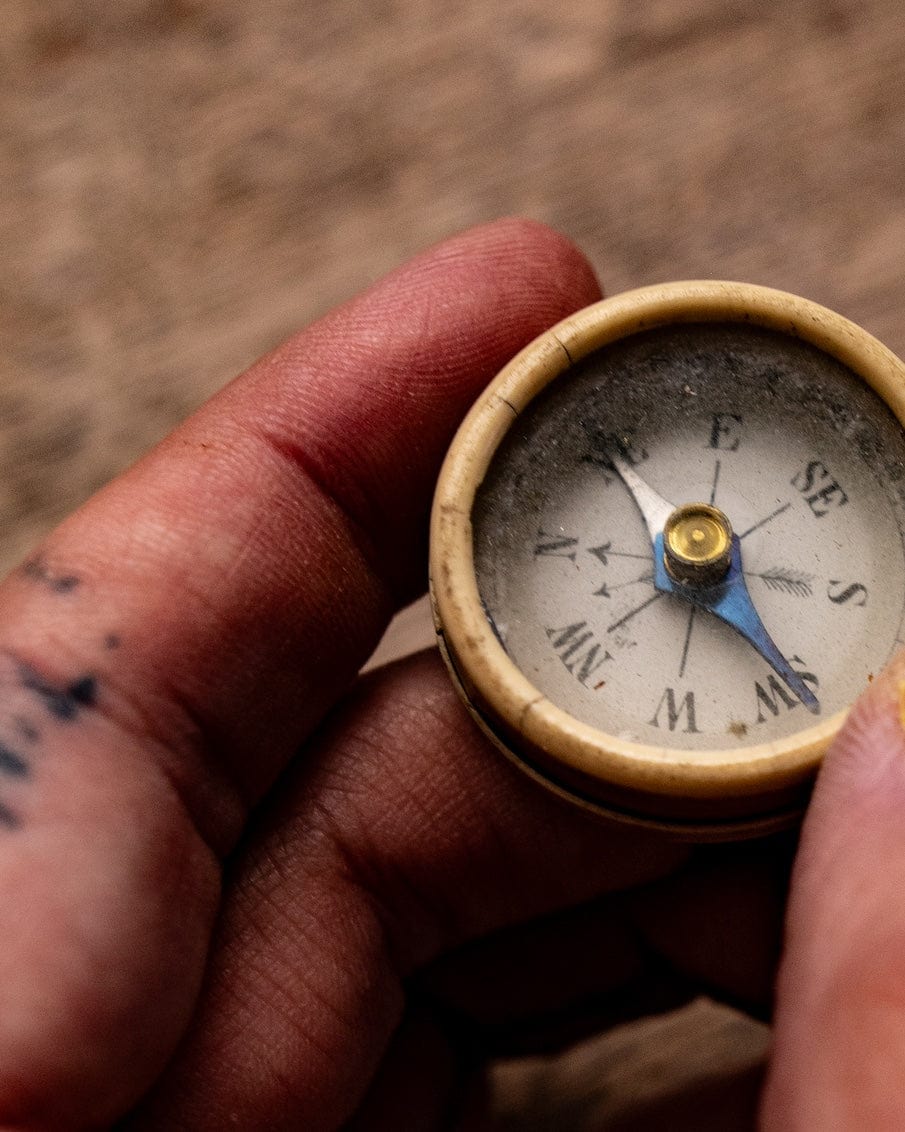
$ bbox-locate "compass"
[429,282,905,839]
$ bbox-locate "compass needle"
[610,444,818,711]
[606,450,676,541]
[432,282,905,837]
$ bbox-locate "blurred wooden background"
[3,0,905,1125]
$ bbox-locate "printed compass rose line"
[678,605,697,680]
[606,591,664,633]
[594,571,654,598]
[737,501,791,540]
[746,568,814,597]
[709,458,721,507]
[588,542,652,565]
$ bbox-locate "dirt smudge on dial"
[727,720,748,738]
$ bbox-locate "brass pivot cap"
[664,502,733,585]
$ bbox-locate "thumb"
[763,658,905,1129]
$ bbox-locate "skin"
[0,217,897,1129]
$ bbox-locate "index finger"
[2,218,601,823]
[0,219,601,1128]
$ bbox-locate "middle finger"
[129,650,790,1128]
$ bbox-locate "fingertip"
[801,661,905,854]
[448,216,604,308]
[765,659,905,1127]
[248,217,603,609]
[789,657,905,961]
[365,217,604,355]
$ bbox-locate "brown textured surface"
[3,1,905,1125]
[4,0,905,576]
[490,1000,769,1132]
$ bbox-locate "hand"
[0,218,895,1130]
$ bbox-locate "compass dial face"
[473,323,905,752]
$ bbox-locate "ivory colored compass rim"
[429,281,905,837]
